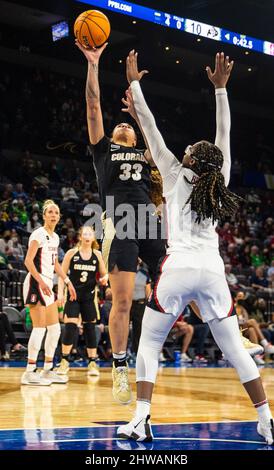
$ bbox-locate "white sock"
[136,400,151,419]
[113,351,126,360]
[260,339,268,348]
[44,362,53,371]
[255,400,272,422]
[26,363,36,372]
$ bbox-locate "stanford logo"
[31,294,37,303]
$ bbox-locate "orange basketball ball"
[74,10,110,49]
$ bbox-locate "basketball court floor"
[0,361,273,451]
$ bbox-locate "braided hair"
[150,168,163,211]
[185,141,242,224]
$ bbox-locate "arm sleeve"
[214,88,231,186]
[131,81,181,188]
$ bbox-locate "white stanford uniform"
[131,81,233,322]
[23,227,59,307]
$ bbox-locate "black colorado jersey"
[68,250,99,298]
[92,136,152,212]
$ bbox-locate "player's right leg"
[55,302,80,378]
[21,303,51,386]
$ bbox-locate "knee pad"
[28,327,46,361]
[136,307,176,384]
[63,322,78,346]
[209,316,260,384]
[83,322,97,349]
[45,323,61,357]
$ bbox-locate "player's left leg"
[208,315,273,445]
[82,301,100,376]
[40,301,68,384]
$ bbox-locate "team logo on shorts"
[30,294,37,303]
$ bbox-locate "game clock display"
[76,0,274,57]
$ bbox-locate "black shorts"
[64,297,97,322]
[102,213,166,277]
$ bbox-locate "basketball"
[74,10,110,49]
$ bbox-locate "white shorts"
[149,250,234,323]
[23,273,55,308]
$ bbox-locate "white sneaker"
[21,371,51,386]
[159,352,166,362]
[181,353,192,363]
[264,343,274,354]
[257,418,274,445]
[117,415,153,442]
[254,355,265,365]
[40,370,69,384]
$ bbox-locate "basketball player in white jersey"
[116,52,273,445]
[21,200,77,385]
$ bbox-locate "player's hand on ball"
[121,88,138,121]
[206,52,234,89]
[75,39,108,63]
[126,50,149,84]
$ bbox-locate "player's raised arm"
[124,50,181,179]
[75,40,107,145]
[206,52,234,186]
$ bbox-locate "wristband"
[64,276,70,285]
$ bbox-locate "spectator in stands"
[239,244,252,268]
[250,245,265,268]
[61,186,79,201]
[233,227,244,246]
[267,260,274,279]
[4,212,24,233]
[225,264,240,292]
[60,217,75,237]
[7,231,24,262]
[0,250,13,272]
[169,313,194,363]
[251,267,268,291]
[0,230,12,255]
[61,228,77,252]
[185,305,210,363]
[13,198,28,226]
[12,183,28,203]
[0,311,27,360]
[225,243,239,266]
[235,291,274,363]
[26,211,42,233]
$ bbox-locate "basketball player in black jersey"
[76,40,166,404]
[56,226,108,377]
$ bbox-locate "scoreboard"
[76,0,274,57]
